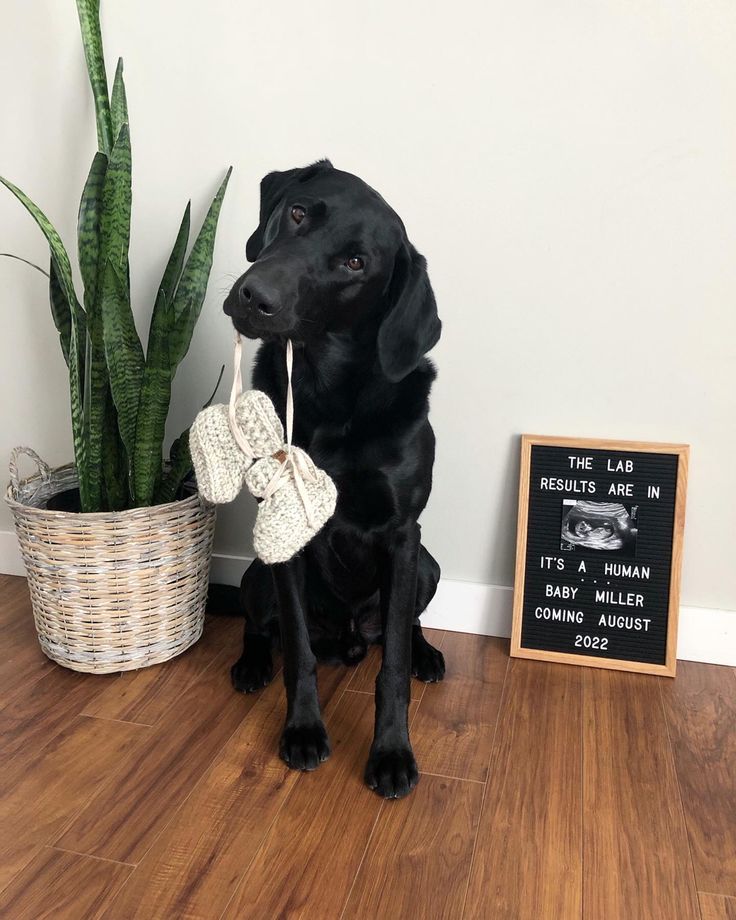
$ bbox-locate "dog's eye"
[346,256,364,271]
[291,205,306,224]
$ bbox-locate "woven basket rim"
[5,461,209,520]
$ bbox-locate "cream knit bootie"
[245,453,337,564]
[190,391,283,504]
[190,338,337,564]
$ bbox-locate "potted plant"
[2,0,230,673]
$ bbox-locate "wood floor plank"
[56,649,255,863]
[2,574,733,917]
[347,629,444,700]
[661,661,736,896]
[0,847,43,900]
[0,847,132,920]
[101,663,350,920]
[700,893,736,920]
[0,644,55,707]
[346,643,382,693]
[0,580,55,705]
[0,664,111,769]
[81,615,244,725]
[2,576,42,642]
[0,715,149,891]
[344,773,482,919]
[411,633,508,782]
[463,658,581,920]
[583,669,700,920]
[0,574,33,627]
[220,691,419,920]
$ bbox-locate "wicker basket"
[6,447,217,674]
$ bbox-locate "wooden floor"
[0,573,734,920]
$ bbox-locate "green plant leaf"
[145,202,190,353]
[101,385,129,510]
[0,254,77,368]
[68,315,89,509]
[169,168,232,368]
[155,429,191,505]
[82,326,108,511]
[133,204,191,505]
[132,202,190,506]
[98,123,132,286]
[77,125,130,512]
[100,260,143,463]
[133,334,171,506]
[0,177,81,332]
[49,260,74,367]
[133,171,230,506]
[110,58,128,145]
[159,203,191,313]
[0,253,49,277]
[78,151,108,312]
[202,363,226,409]
[154,363,225,504]
[75,0,113,155]
[0,178,91,499]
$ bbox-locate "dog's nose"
[238,279,281,317]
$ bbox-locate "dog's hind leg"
[231,558,277,694]
[411,544,445,683]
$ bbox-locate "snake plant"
[1,0,230,512]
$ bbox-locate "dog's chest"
[301,421,400,531]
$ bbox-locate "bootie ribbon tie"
[261,448,319,528]
[228,334,318,528]
[228,335,256,463]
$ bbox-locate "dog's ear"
[246,168,300,262]
[246,160,334,262]
[377,242,441,381]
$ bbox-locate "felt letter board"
[511,435,688,676]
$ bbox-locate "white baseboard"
[0,529,26,576]
[674,606,736,668]
[3,535,734,667]
[208,551,255,587]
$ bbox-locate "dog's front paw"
[411,633,446,683]
[280,722,331,771]
[365,746,419,799]
[231,637,273,694]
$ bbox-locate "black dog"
[223,160,444,799]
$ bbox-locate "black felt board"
[512,437,687,674]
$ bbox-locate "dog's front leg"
[365,523,421,798]
[271,558,331,771]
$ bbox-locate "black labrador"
[222,160,444,799]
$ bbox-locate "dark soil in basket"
[45,488,82,513]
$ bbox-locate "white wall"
[1,0,735,611]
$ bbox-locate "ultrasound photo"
[560,500,638,557]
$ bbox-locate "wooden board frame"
[510,434,689,677]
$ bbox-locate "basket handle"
[9,447,52,495]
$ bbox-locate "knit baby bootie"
[190,390,283,504]
[244,452,338,564]
[190,341,338,565]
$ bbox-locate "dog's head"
[224,160,441,381]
